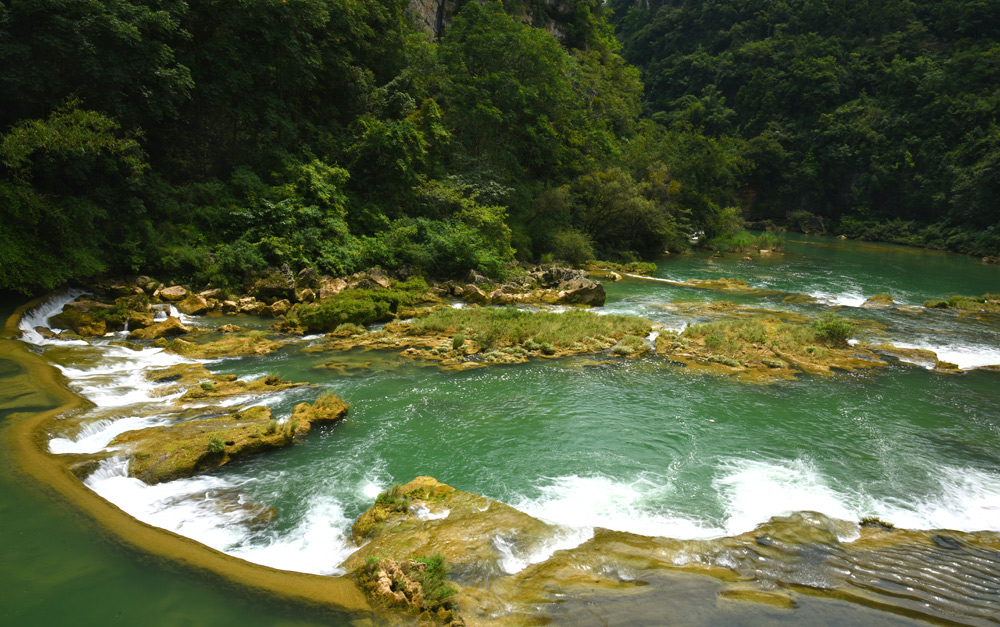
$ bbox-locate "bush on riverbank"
[705,230,784,253]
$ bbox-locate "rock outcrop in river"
[342,478,1000,626]
[109,393,349,484]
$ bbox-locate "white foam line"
[810,291,867,307]
[85,458,357,574]
[49,415,174,455]
[890,342,1000,370]
[511,475,724,540]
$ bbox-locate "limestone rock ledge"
[340,479,1000,626]
[110,394,348,484]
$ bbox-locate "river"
[3,235,999,625]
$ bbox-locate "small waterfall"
[17,289,86,344]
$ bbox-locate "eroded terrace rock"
[110,393,349,484]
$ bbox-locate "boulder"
[128,316,189,341]
[295,288,316,303]
[126,311,155,330]
[465,269,488,286]
[198,288,224,300]
[364,267,392,289]
[158,285,188,302]
[250,266,296,303]
[50,300,113,336]
[176,294,210,316]
[222,300,239,314]
[344,477,558,583]
[238,297,259,314]
[296,266,319,288]
[266,299,291,318]
[555,278,606,306]
[217,324,243,333]
[462,285,488,305]
[318,277,347,299]
[862,294,894,308]
[34,326,57,339]
[489,290,519,306]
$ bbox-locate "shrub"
[199,381,215,391]
[550,229,595,266]
[451,333,465,350]
[812,313,853,348]
[860,516,895,530]
[412,554,458,610]
[611,334,648,356]
[376,484,412,512]
[265,419,278,435]
[286,278,430,332]
[207,437,225,454]
[708,354,741,367]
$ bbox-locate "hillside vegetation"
[609,0,1000,254]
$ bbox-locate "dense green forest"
[608,0,1000,254]
[1,0,998,295]
[0,0,748,294]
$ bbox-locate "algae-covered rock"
[110,393,348,484]
[158,285,188,301]
[344,477,560,584]
[250,266,296,303]
[462,284,488,305]
[164,332,282,359]
[358,556,462,626]
[176,294,210,315]
[179,373,306,401]
[50,300,114,336]
[867,344,938,368]
[128,316,189,341]
[862,293,894,308]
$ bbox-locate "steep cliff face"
[408,0,583,42]
[408,0,456,40]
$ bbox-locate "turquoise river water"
[3,235,999,625]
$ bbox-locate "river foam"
[890,341,1000,370]
[86,458,357,575]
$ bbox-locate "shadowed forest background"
[1,0,998,295]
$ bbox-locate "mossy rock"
[179,373,307,401]
[164,332,282,359]
[128,316,189,340]
[110,393,348,484]
[863,293,894,308]
[345,477,557,584]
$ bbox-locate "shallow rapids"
[13,235,1000,625]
